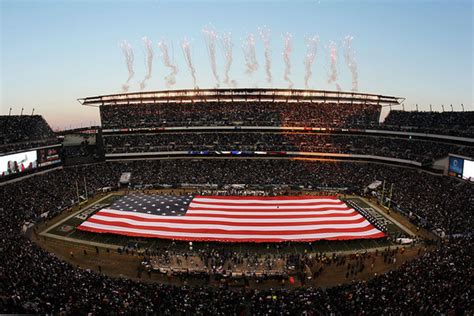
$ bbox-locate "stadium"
[1,86,473,314]
[1,0,473,314]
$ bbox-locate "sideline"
[40,192,121,238]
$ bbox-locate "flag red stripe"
[187,206,351,212]
[193,195,338,200]
[83,217,377,235]
[189,201,345,207]
[77,226,386,243]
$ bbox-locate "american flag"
[77,194,386,242]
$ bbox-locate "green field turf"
[41,194,410,254]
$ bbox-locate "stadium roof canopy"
[78,88,405,107]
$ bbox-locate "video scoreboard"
[0,144,62,179]
[448,155,474,182]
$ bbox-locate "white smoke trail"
[220,31,236,87]
[202,25,220,87]
[258,26,272,85]
[139,37,154,91]
[283,32,293,88]
[304,35,319,89]
[119,40,135,92]
[327,41,340,91]
[158,40,178,88]
[181,38,197,88]
[343,35,359,91]
[242,33,259,76]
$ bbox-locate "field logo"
[58,225,74,232]
[75,203,108,221]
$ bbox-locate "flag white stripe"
[186,209,355,216]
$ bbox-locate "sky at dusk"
[1,0,473,130]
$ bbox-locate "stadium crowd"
[1,159,473,313]
[104,132,474,163]
[100,102,382,129]
[2,90,473,313]
[0,115,56,153]
[384,110,474,137]
[99,103,474,137]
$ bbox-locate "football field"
[40,192,413,254]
